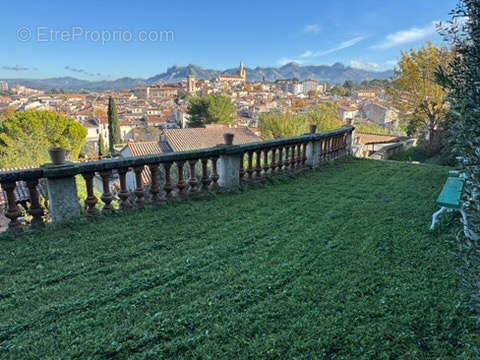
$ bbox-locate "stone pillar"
[346,130,354,156]
[45,164,81,223]
[217,135,241,190]
[306,140,321,168]
[218,151,242,189]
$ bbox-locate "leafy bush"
[259,103,343,139]
[354,121,391,135]
[0,111,87,168]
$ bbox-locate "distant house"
[362,102,399,129]
[354,89,379,100]
[119,141,165,191]
[337,103,359,123]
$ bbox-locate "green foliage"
[330,84,347,97]
[354,121,391,135]
[437,0,480,236]
[98,134,107,157]
[187,94,236,127]
[359,79,390,89]
[107,97,121,153]
[387,42,451,153]
[0,111,86,168]
[259,103,343,139]
[0,160,477,358]
[390,146,454,166]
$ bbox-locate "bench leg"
[431,207,447,230]
[459,209,480,240]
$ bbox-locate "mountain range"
[1,63,393,92]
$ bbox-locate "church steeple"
[239,62,246,80]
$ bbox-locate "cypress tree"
[98,134,107,157]
[107,96,121,153]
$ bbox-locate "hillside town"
[0,64,399,158]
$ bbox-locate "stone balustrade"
[0,125,354,232]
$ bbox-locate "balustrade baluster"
[263,149,270,175]
[271,148,277,173]
[302,142,307,166]
[239,153,245,179]
[176,161,188,199]
[188,159,199,193]
[331,137,335,160]
[334,136,338,159]
[335,135,341,159]
[246,151,254,180]
[2,182,22,231]
[255,150,262,178]
[290,145,296,169]
[117,168,131,210]
[201,158,212,191]
[278,147,284,172]
[284,146,290,170]
[133,166,145,206]
[100,170,113,213]
[163,162,174,199]
[82,172,99,215]
[333,136,338,158]
[148,164,161,202]
[327,138,333,161]
[210,157,219,188]
[297,144,302,167]
[26,179,44,227]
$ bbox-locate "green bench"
[430,176,478,239]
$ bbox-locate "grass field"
[0,159,478,359]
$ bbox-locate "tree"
[304,103,344,132]
[387,42,451,153]
[292,99,307,111]
[0,111,86,168]
[330,85,347,97]
[107,96,122,153]
[187,96,210,127]
[307,89,318,98]
[259,103,343,139]
[187,94,236,127]
[0,106,16,120]
[343,80,355,96]
[98,134,107,157]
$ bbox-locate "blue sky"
[0,0,455,80]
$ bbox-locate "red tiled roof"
[121,141,164,184]
[162,127,262,152]
[123,141,163,157]
[356,132,408,145]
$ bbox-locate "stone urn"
[309,124,317,134]
[48,147,67,165]
[223,133,234,145]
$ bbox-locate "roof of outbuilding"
[162,126,262,152]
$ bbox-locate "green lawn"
[0,159,478,359]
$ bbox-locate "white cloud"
[372,22,438,49]
[349,59,397,71]
[277,36,364,66]
[313,36,365,56]
[349,60,381,71]
[303,24,321,34]
[300,50,314,58]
